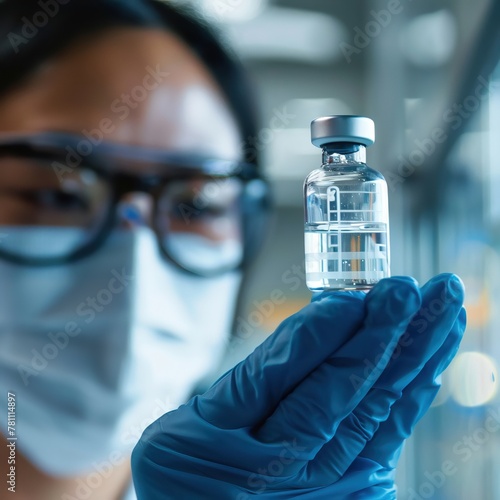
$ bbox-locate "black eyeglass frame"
[0,132,271,276]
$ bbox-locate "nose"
[116,192,154,229]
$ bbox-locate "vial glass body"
[304,146,390,291]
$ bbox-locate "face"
[0,26,247,489]
[0,27,246,273]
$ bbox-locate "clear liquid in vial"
[305,222,389,291]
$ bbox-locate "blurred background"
[178,0,500,498]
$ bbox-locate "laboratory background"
[184,0,500,498]
[0,0,497,498]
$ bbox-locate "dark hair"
[0,0,260,165]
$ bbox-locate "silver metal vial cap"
[311,115,375,148]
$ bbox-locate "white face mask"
[0,227,242,476]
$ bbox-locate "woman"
[0,1,465,499]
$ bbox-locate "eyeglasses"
[0,133,271,276]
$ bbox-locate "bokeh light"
[450,352,498,407]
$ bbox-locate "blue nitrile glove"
[131,274,465,499]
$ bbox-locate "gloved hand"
[132,274,466,499]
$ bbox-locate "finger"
[305,274,465,484]
[359,306,466,469]
[196,290,367,428]
[253,277,421,458]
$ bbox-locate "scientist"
[0,1,466,499]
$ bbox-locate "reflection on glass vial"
[304,116,390,291]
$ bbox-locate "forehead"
[0,28,242,161]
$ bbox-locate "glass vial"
[304,115,390,291]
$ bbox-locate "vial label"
[305,184,389,290]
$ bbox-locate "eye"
[34,189,90,211]
[171,202,228,222]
